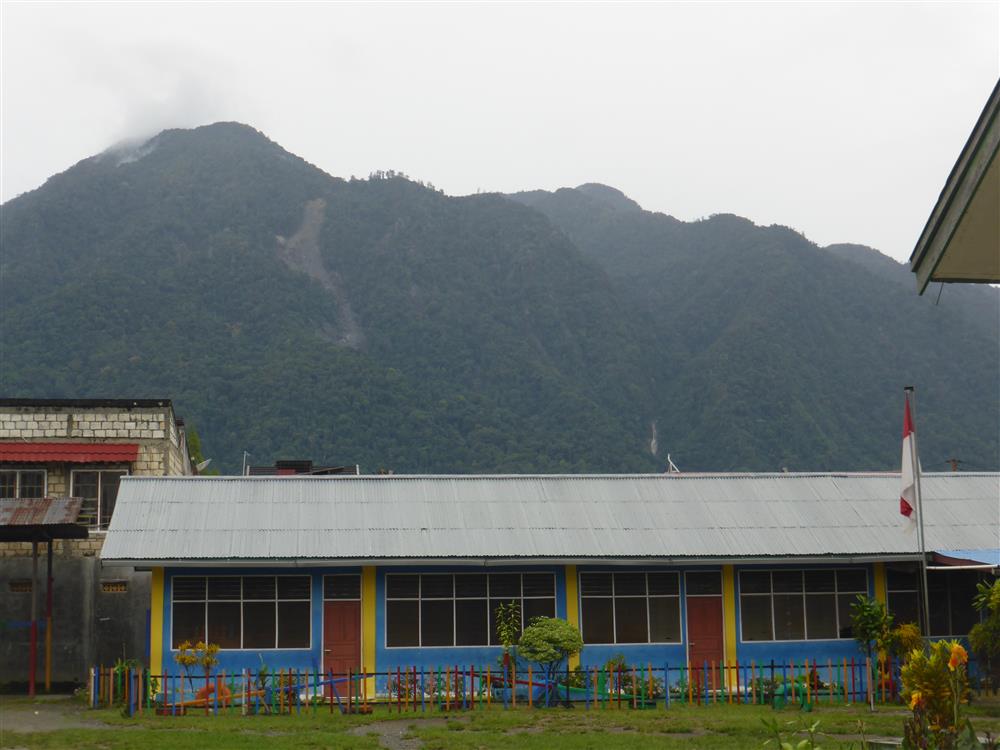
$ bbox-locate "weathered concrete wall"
[0,552,149,686]
[0,401,190,688]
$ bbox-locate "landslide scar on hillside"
[277,198,364,349]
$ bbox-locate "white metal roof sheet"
[99,473,1000,564]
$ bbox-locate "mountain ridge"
[2,123,997,473]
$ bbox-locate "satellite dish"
[196,458,212,472]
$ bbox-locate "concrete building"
[0,398,192,688]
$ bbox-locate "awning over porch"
[931,548,1000,570]
[0,442,139,463]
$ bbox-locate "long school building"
[100,473,998,685]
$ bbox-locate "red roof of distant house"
[0,442,139,463]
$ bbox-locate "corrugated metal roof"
[0,497,88,541]
[0,497,83,526]
[99,473,1000,564]
[0,442,139,463]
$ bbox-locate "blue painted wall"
[733,563,876,669]
[373,564,566,678]
[160,566,361,682]
[158,560,897,692]
[573,564,701,675]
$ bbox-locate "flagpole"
[905,386,932,637]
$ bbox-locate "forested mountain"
[1,123,997,473]
[510,184,999,471]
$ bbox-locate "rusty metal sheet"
[0,496,83,526]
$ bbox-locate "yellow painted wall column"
[362,566,377,695]
[565,565,580,669]
[721,565,738,689]
[150,568,164,688]
[873,562,888,605]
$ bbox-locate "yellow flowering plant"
[173,640,221,693]
[900,640,970,747]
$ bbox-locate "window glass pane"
[740,571,771,594]
[929,594,950,637]
[173,577,206,601]
[421,574,453,599]
[805,594,837,639]
[648,573,679,596]
[455,600,488,645]
[278,576,311,600]
[887,565,919,591]
[773,594,805,640]
[243,602,276,648]
[837,569,867,593]
[523,597,555,625]
[324,575,360,600]
[172,602,205,647]
[740,596,773,641]
[522,574,554,597]
[0,472,16,498]
[73,472,98,498]
[649,597,681,642]
[74,472,99,525]
[686,572,722,595]
[455,574,487,598]
[386,600,419,647]
[243,577,276,600]
[948,573,980,635]
[614,572,646,596]
[772,571,803,593]
[99,472,122,528]
[207,577,241,600]
[489,599,521,645]
[421,600,453,646]
[19,471,45,499]
[581,598,614,644]
[386,575,419,599]
[278,601,310,647]
[837,594,857,638]
[889,591,920,627]
[489,574,520,598]
[804,571,835,592]
[580,573,612,597]
[614,598,649,643]
[928,574,948,635]
[207,602,241,648]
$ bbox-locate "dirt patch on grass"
[0,695,110,734]
[349,718,450,750]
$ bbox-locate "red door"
[323,601,361,676]
[686,594,724,697]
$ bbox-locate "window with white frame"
[739,569,867,642]
[580,571,682,645]
[0,469,46,499]
[171,576,311,650]
[887,564,982,636]
[385,572,556,648]
[72,470,126,529]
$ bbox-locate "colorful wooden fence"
[88,658,991,716]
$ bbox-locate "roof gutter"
[103,553,927,570]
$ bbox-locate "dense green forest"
[1,123,996,473]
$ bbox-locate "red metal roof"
[0,442,139,463]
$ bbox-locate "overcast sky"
[2,2,997,262]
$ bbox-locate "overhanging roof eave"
[909,79,1000,294]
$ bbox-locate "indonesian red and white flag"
[900,394,918,532]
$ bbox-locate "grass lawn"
[3,696,1000,749]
